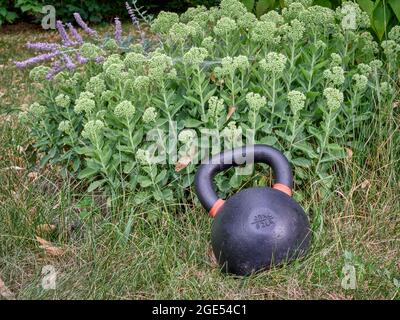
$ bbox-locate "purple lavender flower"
[67,23,83,44]
[73,13,98,37]
[46,61,65,80]
[26,42,59,51]
[76,53,88,65]
[94,56,105,63]
[114,17,122,44]
[15,51,60,69]
[56,21,73,46]
[126,2,139,27]
[125,2,145,45]
[63,54,76,70]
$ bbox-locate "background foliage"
[1,0,399,42]
[0,0,220,26]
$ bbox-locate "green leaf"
[123,161,136,174]
[388,0,400,21]
[372,0,393,40]
[291,157,312,168]
[241,0,255,12]
[255,0,275,17]
[183,95,201,106]
[230,174,243,189]
[0,8,8,16]
[137,175,153,188]
[308,126,323,144]
[76,146,94,156]
[162,189,173,201]
[72,157,81,172]
[313,0,332,8]
[117,145,135,154]
[5,11,18,23]
[156,169,168,184]
[293,141,318,159]
[184,118,203,128]
[306,91,321,99]
[131,128,144,148]
[204,87,217,102]
[87,179,106,192]
[357,0,375,18]
[258,135,278,145]
[78,167,99,179]
[39,153,53,167]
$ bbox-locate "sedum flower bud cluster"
[259,52,287,75]
[29,66,51,81]
[80,43,103,60]
[133,75,151,91]
[58,120,72,134]
[357,63,372,76]
[142,107,158,123]
[330,53,342,67]
[287,90,306,115]
[221,121,242,144]
[251,21,280,44]
[324,66,345,86]
[178,129,197,144]
[29,102,46,116]
[148,53,176,82]
[215,55,250,77]
[124,52,146,71]
[55,94,71,108]
[283,19,305,43]
[81,120,104,140]
[183,47,208,66]
[323,88,344,111]
[352,74,368,92]
[246,92,266,112]
[114,101,136,119]
[136,148,152,165]
[207,96,225,124]
[213,17,237,36]
[219,0,248,20]
[86,75,106,95]
[74,91,96,114]
[380,82,393,97]
[151,11,179,34]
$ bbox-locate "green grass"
[0,24,399,300]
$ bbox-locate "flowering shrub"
[17,0,400,205]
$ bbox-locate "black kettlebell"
[195,144,311,276]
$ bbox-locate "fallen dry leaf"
[0,276,15,300]
[27,171,38,181]
[226,106,236,121]
[361,180,371,189]
[209,72,216,83]
[16,145,25,153]
[175,156,192,172]
[345,148,353,160]
[207,246,218,268]
[2,166,24,171]
[36,224,57,235]
[35,236,65,257]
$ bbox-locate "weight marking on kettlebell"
[251,214,274,229]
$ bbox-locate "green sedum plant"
[20,0,400,206]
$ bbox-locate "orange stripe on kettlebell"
[209,199,225,218]
[273,183,292,196]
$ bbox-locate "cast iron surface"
[212,187,310,276]
[194,144,311,276]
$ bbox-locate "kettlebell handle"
[195,144,293,217]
